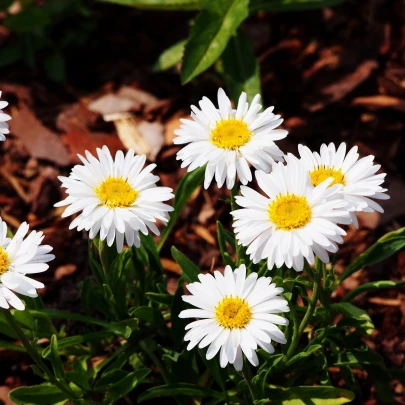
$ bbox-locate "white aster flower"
[289,142,389,227]
[174,88,288,189]
[55,146,174,253]
[0,218,54,310]
[0,91,11,142]
[232,162,351,272]
[179,264,289,371]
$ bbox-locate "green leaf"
[138,383,224,402]
[140,233,164,274]
[249,0,346,13]
[43,52,66,84]
[105,368,150,402]
[0,339,26,352]
[47,335,65,379]
[99,0,199,10]
[342,279,405,302]
[181,0,249,84]
[219,28,261,103]
[260,386,355,405]
[330,302,374,335]
[95,369,129,390]
[146,291,173,306]
[171,246,200,283]
[339,227,405,282]
[0,0,13,10]
[329,349,385,366]
[154,39,186,71]
[130,306,167,331]
[158,166,205,251]
[5,6,51,33]
[9,383,69,405]
[286,344,322,367]
[171,278,188,344]
[216,221,235,267]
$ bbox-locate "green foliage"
[339,226,405,282]
[100,0,199,10]
[249,0,346,13]
[181,0,249,84]
[154,40,187,71]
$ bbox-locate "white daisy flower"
[179,264,289,371]
[232,162,351,272]
[0,218,54,310]
[174,88,288,189]
[55,146,174,253]
[0,91,11,142]
[289,142,389,227]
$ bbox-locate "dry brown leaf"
[161,258,182,275]
[369,297,401,306]
[192,224,216,246]
[54,264,78,280]
[62,130,123,165]
[164,111,188,145]
[88,94,135,116]
[352,95,405,113]
[137,121,164,161]
[9,106,70,166]
[0,386,17,405]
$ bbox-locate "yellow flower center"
[309,166,346,187]
[269,194,311,231]
[215,296,251,329]
[0,246,10,275]
[94,177,138,209]
[210,119,252,150]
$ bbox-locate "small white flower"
[0,91,11,142]
[289,142,389,227]
[179,264,289,371]
[55,146,174,252]
[0,218,54,310]
[232,162,351,272]
[174,88,288,189]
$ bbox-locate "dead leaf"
[9,105,70,166]
[305,60,378,112]
[105,113,150,157]
[352,95,405,113]
[117,86,159,109]
[369,297,401,306]
[56,103,99,133]
[54,264,78,280]
[30,167,60,216]
[62,130,123,165]
[88,94,135,116]
[0,168,31,204]
[192,224,216,246]
[356,211,380,230]
[164,111,187,145]
[161,258,181,275]
[0,386,17,405]
[137,121,164,161]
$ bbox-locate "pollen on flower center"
[215,296,251,329]
[0,246,10,275]
[94,177,138,209]
[310,166,345,187]
[269,194,311,231]
[210,119,252,150]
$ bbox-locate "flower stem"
[139,339,170,384]
[242,362,256,402]
[279,261,322,367]
[2,309,78,399]
[230,184,241,265]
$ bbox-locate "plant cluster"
[0,87,403,405]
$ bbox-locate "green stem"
[230,184,241,265]
[242,363,256,402]
[2,309,79,400]
[257,261,269,277]
[279,263,322,367]
[139,339,170,384]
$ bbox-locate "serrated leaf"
[158,166,205,251]
[339,227,405,282]
[99,0,199,10]
[138,383,224,402]
[219,28,261,103]
[171,246,200,283]
[342,279,405,302]
[249,0,346,13]
[154,39,186,71]
[181,0,249,83]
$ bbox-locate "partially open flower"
[232,162,351,272]
[0,218,54,310]
[290,142,389,227]
[55,146,174,252]
[174,88,287,189]
[0,91,11,142]
[179,264,289,371]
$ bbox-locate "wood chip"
[161,258,181,275]
[368,297,401,306]
[352,95,405,113]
